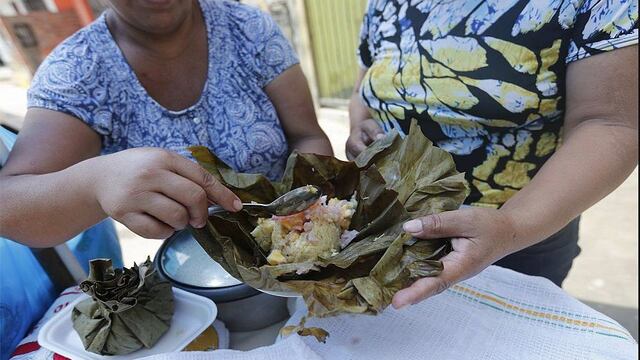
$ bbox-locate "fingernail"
[403,219,422,233]
[193,220,207,228]
[375,134,384,140]
[392,293,409,309]
[233,199,243,211]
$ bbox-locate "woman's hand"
[1,110,243,247]
[346,118,384,160]
[392,207,518,309]
[93,148,242,239]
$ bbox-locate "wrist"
[69,155,109,218]
[348,115,364,132]
[348,99,368,129]
[496,206,532,255]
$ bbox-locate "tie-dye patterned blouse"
[358,0,638,207]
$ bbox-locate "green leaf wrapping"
[71,258,174,355]
[189,120,469,318]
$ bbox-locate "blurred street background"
[1,0,637,340]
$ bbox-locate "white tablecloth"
[146,266,637,360]
[284,266,637,359]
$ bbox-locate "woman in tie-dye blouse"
[347,0,638,305]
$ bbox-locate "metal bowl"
[154,230,289,331]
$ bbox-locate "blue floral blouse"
[27,0,299,180]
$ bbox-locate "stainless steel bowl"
[154,230,289,331]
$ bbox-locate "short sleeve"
[357,0,375,69]
[566,0,638,63]
[245,9,299,87]
[27,33,114,140]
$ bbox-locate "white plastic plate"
[38,288,216,360]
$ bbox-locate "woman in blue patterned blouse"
[0,0,333,246]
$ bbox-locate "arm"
[265,65,333,156]
[0,109,241,247]
[393,46,638,307]
[0,110,106,246]
[346,68,384,159]
[501,46,638,245]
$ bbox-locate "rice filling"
[251,195,358,265]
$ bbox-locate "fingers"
[360,119,384,143]
[151,170,209,228]
[140,193,190,231]
[346,119,384,160]
[346,133,368,160]
[120,212,175,239]
[403,210,471,239]
[392,253,466,309]
[166,152,242,212]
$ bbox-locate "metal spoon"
[207,185,322,217]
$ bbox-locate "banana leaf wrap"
[72,258,174,355]
[189,121,468,318]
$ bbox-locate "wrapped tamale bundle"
[72,258,174,355]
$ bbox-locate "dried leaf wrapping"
[281,316,329,343]
[72,258,174,355]
[189,120,468,318]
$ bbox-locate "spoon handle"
[207,205,227,217]
[207,204,273,217]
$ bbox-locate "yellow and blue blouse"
[358,0,638,207]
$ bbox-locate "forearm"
[266,65,333,156]
[290,135,333,156]
[0,158,106,247]
[349,69,369,128]
[500,120,638,252]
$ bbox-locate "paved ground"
[1,80,637,339]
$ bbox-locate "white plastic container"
[38,288,217,360]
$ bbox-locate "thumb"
[392,254,465,308]
[402,211,469,239]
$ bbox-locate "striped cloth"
[283,265,636,360]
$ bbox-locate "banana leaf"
[72,258,174,355]
[189,120,468,319]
